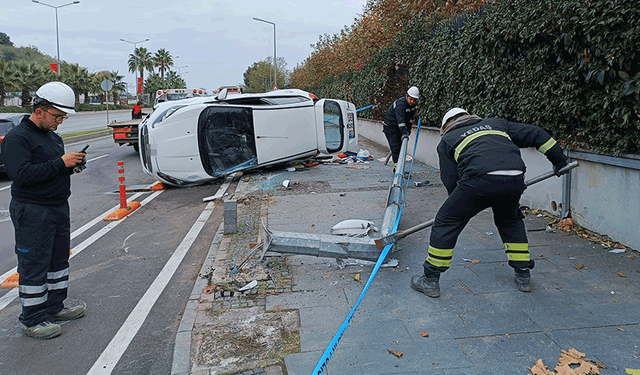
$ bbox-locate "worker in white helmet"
[411,108,570,298]
[382,86,419,171]
[1,81,87,339]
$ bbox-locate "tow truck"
[108,118,143,152]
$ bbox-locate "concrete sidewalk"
[187,137,640,375]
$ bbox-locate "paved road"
[58,109,133,135]
[0,129,226,374]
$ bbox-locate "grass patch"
[61,128,111,139]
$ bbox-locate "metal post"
[253,17,277,89]
[32,1,80,75]
[120,38,149,100]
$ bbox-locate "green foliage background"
[299,0,640,155]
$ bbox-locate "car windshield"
[198,106,257,176]
[0,120,14,133]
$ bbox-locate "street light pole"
[32,0,80,75]
[120,38,149,99]
[253,17,277,90]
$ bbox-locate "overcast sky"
[2,0,367,94]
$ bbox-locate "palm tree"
[127,47,154,94]
[106,71,126,104]
[154,48,174,79]
[165,70,186,89]
[0,60,15,106]
[62,63,93,104]
[12,62,49,109]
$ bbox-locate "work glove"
[400,127,409,141]
[553,159,569,177]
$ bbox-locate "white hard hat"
[441,107,468,126]
[35,82,76,114]
[407,86,419,99]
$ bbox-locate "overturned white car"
[139,89,358,186]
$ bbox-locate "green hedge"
[309,0,640,155]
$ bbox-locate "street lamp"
[32,0,80,75]
[176,65,188,75]
[120,38,150,99]
[253,17,277,90]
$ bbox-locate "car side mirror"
[217,88,228,101]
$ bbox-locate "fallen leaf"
[354,273,361,282]
[387,349,403,358]
[575,265,584,270]
[617,272,627,278]
[617,327,626,332]
[268,200,275,204]
[420,331,429,337]
[558,218,576,231]
[530,358,555,375]
[625,369,640,375]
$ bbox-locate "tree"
[0,32,14,47]
[61,63,93,104]
[0,60,16,106]
[127,47,154,94]
[165,70,186,89]
[105,71,126,104]
[154,48,174,79]
[143,73,166,102]
[243,60,273,93]
[243,56,289,93]
[12,62,49,109]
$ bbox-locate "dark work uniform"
[424,117,568,276]
[382,96,416,163]
[1,117,73,327]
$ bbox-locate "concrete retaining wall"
[358,119,640,250]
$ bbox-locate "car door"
[314,99,358,154]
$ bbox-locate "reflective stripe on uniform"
[504,242,530,262]
[454,130,511,162]
[48,268,69,280]
[537,138,556,154]
[19,284,47,294]
[20,294,48,307]
[426,245,454,268]
[48,280,69,291]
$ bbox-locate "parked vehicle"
[139,89,358,186]
[0,113,29,174]
[154,88,208,106]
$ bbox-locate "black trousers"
[424,174,532,275]
[382,125,402,164]
[10,201,70,327]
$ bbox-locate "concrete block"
[224,199,237,234]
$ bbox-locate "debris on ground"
[529,348,606,375]
[387,349,403,358]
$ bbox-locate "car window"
[198,106,257,176]
[0,120,14,133]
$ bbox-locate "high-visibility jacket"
[437,117,567,194]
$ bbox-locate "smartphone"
[79,144,90,153]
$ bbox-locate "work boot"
[514,268,533,292]
[49,299,86,322]
[19,321,62,340]
[411,275,440,298]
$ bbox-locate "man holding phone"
[1,82,87,339]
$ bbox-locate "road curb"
[171,222,224,375]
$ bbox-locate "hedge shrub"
[303,0,640,155]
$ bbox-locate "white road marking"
[0,185,10,192]
[0,189,163,311]
[87,201,216,375]
[87,154,109,163]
